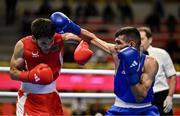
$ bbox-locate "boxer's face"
[114,35,129,51]
[36,37,54,53]
[140,31,151,51]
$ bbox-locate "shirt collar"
[147,45,153,51]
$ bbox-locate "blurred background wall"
[0,0,179,68]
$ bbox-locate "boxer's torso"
[20,33,64,93]
[114,54,154,104]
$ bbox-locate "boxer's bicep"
[130,57,158,101]
[10,41,24,79]
[140,73,153,93]
[140,57,158,91]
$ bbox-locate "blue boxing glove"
[118,47,140,85]
[50,12,81,35]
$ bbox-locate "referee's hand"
[163,96,173,113]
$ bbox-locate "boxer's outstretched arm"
[61,33,81,42]
[130,56,158,102]
[80,28,115,54]
[50,12,124,55]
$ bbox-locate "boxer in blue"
[50,12,160,115]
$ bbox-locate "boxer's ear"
[129,40,136,47]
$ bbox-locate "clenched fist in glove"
[50,12,81,35]
[19,63,53,85]
[118,47,140,85]
[74,40,93,65]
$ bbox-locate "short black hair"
[138,26,152,39]
[31,18,55,40]
[115,26,141,48]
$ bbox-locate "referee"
[138,27,177,116]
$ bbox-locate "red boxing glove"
[74,40,93,65]
[19,64,53,85]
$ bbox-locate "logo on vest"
[121,70,126,74]
[130,60,138,68]
[32,51,39,58]
[34,74,40,82]
[51,44,59,52]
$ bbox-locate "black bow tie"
[143,51,149,55]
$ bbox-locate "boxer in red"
[9,18,92,116]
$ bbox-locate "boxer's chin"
[41,48,50,54]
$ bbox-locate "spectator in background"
[20,10,34,37]
[74,0,86,23]
[116,0,134,24]
[145,12,160,32]
[102,0,115,24]
[5,0,18,25]
[138,27,176,115]
[36,0,52,17]
[166,14,177,35]
[71,98,87,115]
[153,0,165,18]
[166,34,180,64]
[58,0,71,17]
[83,0,99,23]
[178,5,180,19]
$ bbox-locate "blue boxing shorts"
[106,105,159,116]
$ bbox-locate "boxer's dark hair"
[31,18,55,40]
[115,26,141,48]
[138,26,152,39]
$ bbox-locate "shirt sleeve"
[162,51,176,78]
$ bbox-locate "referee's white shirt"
[147,46,176,93]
